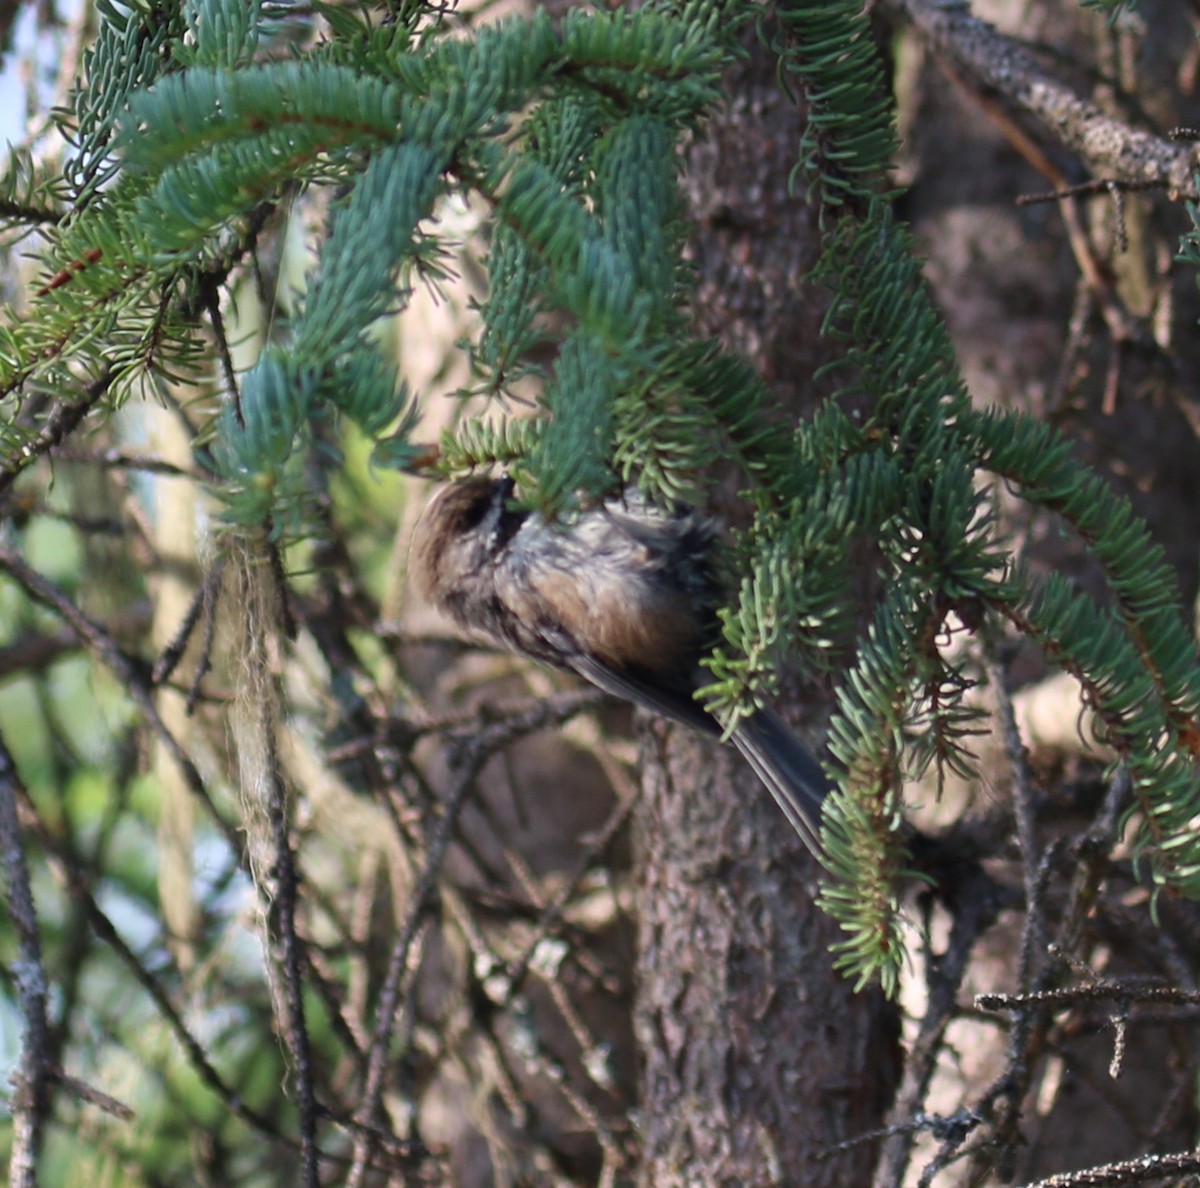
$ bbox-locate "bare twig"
[504,786,636,995]
[0,543,244,861]
[0,733,52,1188]
[346,763,474,1185]
[8,777,290,1146]
[0,600,152,678]
[886,0,1200,198]
[0,369,115,498]
[986,648,1046,984]
[50,1069,134,1121]
[346,691,609,1184]
[1015,1148,1200,1187]
[151,554,226,709]
[978,979,1200,1013]
[262,696,320,1188]
[45,446,195,476]
[871,859,1005,1188]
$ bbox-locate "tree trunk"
[633,26,899,1185]
[636,730,895,1185]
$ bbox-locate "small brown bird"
[410,476,829,854]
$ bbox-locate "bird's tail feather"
[730,708,830,858]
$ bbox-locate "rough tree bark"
[633,27,899,1186]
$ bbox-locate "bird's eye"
[457,495,492,532]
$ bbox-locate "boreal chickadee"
[410,476,829,855]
